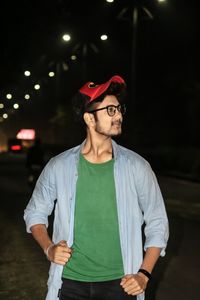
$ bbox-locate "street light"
[49,71,55,77]
[71,55,77,61]
[3,113,8,119]
[34,84,40,90]
[100,34,108,41]
[62,34,71,42]
[24,94,30,100]
[13,103,19,109]
[24,70,31,77]
[6,93,12,99]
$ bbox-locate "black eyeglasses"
[87,104,126,117]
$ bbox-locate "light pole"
[117,2,153,111]
[71,41,99,82]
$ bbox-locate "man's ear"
[83,112,95,127]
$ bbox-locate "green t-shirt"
[62,153,124,282]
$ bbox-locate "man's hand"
[120,273,149,296]
[47,240,72,265]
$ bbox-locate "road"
[0,152,200,300]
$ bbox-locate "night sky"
[0,0,200,151]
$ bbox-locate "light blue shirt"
[24,140,169,300]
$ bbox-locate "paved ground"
[0,153,200,300]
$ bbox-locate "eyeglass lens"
[107,105,126,116]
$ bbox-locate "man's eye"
[108,107,115,113]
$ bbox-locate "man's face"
[92,95,123,137]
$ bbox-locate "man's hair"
[71,82,126,124]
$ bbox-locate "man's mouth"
[111,120,122,126]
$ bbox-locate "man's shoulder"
[116,144,154,177]
[117,144,149,166]
[46,144,81,166]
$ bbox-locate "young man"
[24,75,169,300]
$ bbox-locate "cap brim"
[79,75,125,102]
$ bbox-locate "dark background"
[0,0,200,178]
[0,2,200,300]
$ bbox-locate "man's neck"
[81,132,113,163]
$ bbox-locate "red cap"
[79,75,125,103]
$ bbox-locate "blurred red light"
[11,145,21,151]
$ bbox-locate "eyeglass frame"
[87,103,126,117]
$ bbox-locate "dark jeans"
[59,278,136,300]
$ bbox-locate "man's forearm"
[140,247,162,273]
[30,224,53,253]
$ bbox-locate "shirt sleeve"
[24,157,57,233]
[135,160,169,256]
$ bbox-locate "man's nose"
[115,108,123,119]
